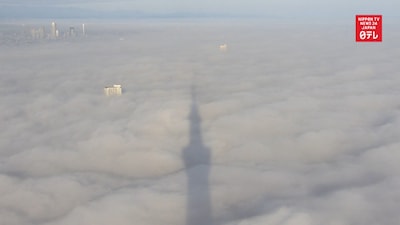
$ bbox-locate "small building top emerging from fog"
[104,84,122,96]
[219,44,227,51]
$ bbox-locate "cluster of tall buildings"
[30,21,86,40]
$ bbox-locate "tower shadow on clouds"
[182,86,213,225]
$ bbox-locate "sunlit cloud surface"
[1,20,400,225]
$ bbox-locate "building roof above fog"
[104,84,122,96]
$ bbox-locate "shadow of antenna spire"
[182,86,213,225]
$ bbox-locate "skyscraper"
[82,23,86,36]
[69,27,75,37]
[51,22,57,38]
[30,27,45,39]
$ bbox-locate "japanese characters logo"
[356,15,382,42]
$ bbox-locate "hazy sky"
[1,0,399,19]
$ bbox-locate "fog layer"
[1,20,400,225]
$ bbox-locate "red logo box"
[356,15,382,42]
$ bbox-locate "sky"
[1,20,400,225]
[0,0,399,20]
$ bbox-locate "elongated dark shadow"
[182,86,213,225]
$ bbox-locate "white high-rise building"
[104,85,122,96]
[31,27,45,39]
[82,23,86,36]
[51,22,57,38]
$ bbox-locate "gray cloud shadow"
[182,86,213,225]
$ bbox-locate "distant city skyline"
[26,21,86,41]
[0,1,399,21]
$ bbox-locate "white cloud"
[1,20,400,225]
